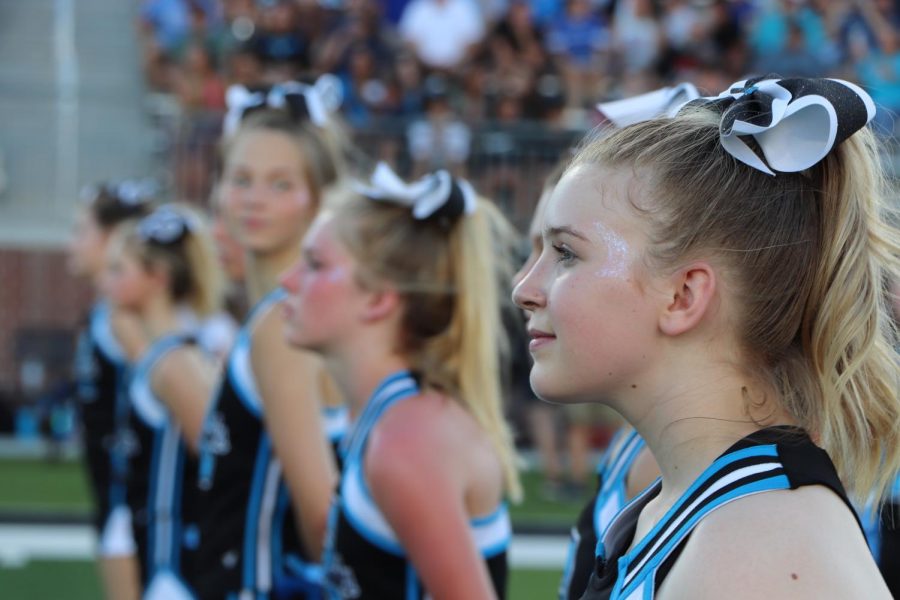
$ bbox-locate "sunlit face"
[219,129,316,258]
[68,209,108,279]
[280,212,369,356]
[100,240,159,315]
[512,165,663,405]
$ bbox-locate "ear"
[360,286,401,324]
[658,262,716,336]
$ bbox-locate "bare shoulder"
[366,392,463,471]
[659,485,890,599]
[151,344,211,386]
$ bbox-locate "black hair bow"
[683,76,876,175]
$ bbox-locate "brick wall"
[0,249,93,401]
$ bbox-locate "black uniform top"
[126,332,198,598]
[560,428,646,600]
[322,370,511,600]
[192,288,348,599]
[73,302,131,533]
[579,427,860,600]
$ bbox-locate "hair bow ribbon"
[138,206,196,245]
[223,74,343,136]
[691,76,876,175]
[358,162,476,222]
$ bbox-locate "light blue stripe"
[618,473,790,598]
[146,428,165,577]
[620,444,778,563]
[405,563,419,600]
[243,436,273,590]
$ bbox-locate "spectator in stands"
[611,0,664,95]
[224,43,265,88]
[390,51,427,117]
[139,0,221,90]
[546,0,610,109]
[316,0,396,77]
[857,27,900,137]
[399,0,486,70]
[407,75,472,176]
[340,43,394,127]
[171,41,227,112]
[249,0,310,82]
[749,0,840,76]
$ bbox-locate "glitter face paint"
[593,220,632,279]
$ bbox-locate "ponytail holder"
[357,162,477,223]
[137,206,196,245]
[682,75,876,175]
[223,74,343,136]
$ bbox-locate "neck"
[138,294,182,341]
[622,357,794,506]
[325,349,410,421]
[243,245,299,306]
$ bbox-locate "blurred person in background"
[68,180,157,600]
[546,0,610,110]
[189,80,346,598]
[399,0,487,70]
[102,204,223,599]
[407,75,472,177]
[250,0,311,83]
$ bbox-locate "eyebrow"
[544,225,590,242]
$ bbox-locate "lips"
[527,327,555,351]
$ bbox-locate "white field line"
[0,525,569,570]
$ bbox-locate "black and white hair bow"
[223,74,343,136]
[357,162,477,222]
[683,76,876,175]
[80,178,159,206]
[597,82,700,128]
[137,206,195,245]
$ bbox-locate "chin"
[530,369,597,405]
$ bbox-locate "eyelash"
[552,243,576,263]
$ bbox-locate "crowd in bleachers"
[138,0,900,205]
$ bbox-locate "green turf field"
[0,458,582,599]
[0,457,590,523]
[0,561,562,600]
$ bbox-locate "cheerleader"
[102,204,222,598]
[67,179,155,600]
[514,76,899,598]
[280,164,523,599]
[191,78,347,599]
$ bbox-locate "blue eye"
[552,243,576,263]
[231,174,251,188]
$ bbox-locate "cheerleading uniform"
[73,302,135,556]
[322,370,511,600]
[579,427,861,600]
[192,288,347,599]
[126,332,199,598]
[560,428,646,600]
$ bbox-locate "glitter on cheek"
[593,221,632,279]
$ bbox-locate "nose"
[279,260,302,293]
[512,262,545,312]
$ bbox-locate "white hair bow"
[357,162,477,221]
[222,74,343,136]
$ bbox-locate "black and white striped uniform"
[73,301,134,555]
[322,370,511,600]
[579,427,861,600]
[192,288,348,599]
[560,428,646,600]
[127,332,199,598]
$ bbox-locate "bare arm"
[253,308,338,560]
[367,405,497,600]
[151,346,217,452]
